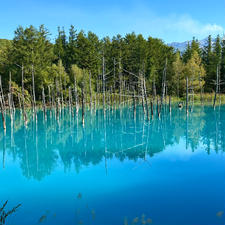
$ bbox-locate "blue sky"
[0,0,224,43]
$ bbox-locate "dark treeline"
[0,25,225,105]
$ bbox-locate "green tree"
[54,27,67,65]
[221,37,225,87]
[202,35,214,91]
[10,25,54,97]
[172,51,185,97]
[66,25,78,70]
[184,51,205,95]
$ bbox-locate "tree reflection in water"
[0,105,225,181]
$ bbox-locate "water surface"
[1,105,225,225]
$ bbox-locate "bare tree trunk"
[198,72,203,104]
[0,76,5,109]
[51,85,56,109]
[0,95,6,130]
[32,64,36,115]
[81,80,85,126]
[133,87,136,117]
[63,75,67,107]
[113,58,116,107]
[143,77,149,120]
[89,71,92,111]
[150,99,153,118]
[177,73,180,99]
[73,74,78,115]
[21,65,27,125]
[107,89,110,108]
[68,86,72,116]
[213,64,219,109]
[102,56,105,112]
[186,76,189,114]
[97,77,99,108]
[18,93,22,111]
[55,80,60,120]
[94,94,96,111]
[140,72,146,115]
[48,85,52,109]
[59,67,64,108]
[9,71,13,117]
[157,96,160,118]
[110,86,113,109]
[119,59,122,106]
[42,86,46,119]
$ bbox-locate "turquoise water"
[0,105,225,225]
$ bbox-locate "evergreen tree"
[203,35,214,92]
[172,51,185,97]
[191,37,201,56]
[0,39,12,87]
[183,42,192,63]
[66,25,78,70]
[1,24,225,98]
[184,50,205,94]
[10,25,54,97]
[54,27,67,65]
[221,37,225,87]
[213,35,222,65]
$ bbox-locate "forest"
[1,24,225,225]
[0,25,225,108]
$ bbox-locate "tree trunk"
[186,77,189,114]
[21,65,27,124]
[213,65,219,109]
[32,65,36,114]
[89,72,92,111]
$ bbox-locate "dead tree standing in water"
[73,74,79,115]
[150,99,153,118]
[119,59,122,105]
[132,86,136,117]
[0,79,6,130]
[157,96,160,118]
[55,80,60,120]
[8,72,13,117]
[42,86,46,119]
[143,76,150,120]
[89,71,92,111]
[213,64,220,109]
[32,65,36,115]
[102,56,106,112]
[21,65,27,125]
[140,72,146,115]
[113,58,116,107]
[186,77,189,114]
[0,76,5,109]
[48,85,52,109]
[81,79,85,126]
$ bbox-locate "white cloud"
[96,3,225,42]
[35,1,225,43]
[164,15,224,40]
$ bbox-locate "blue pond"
[0,105,225,225]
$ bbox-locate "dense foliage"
[0,25,225,100]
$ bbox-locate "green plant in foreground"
[0,201,21,225]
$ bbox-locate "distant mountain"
[168,37,215,52]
